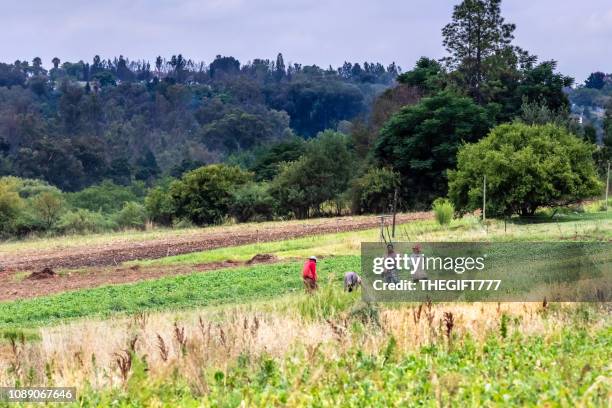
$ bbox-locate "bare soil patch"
[0,213,430,273]
[0,256,295,302]
[246,253,278,265]
[27,267,57,280]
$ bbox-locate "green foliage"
[0,256,359,328]
[73,326,610,407]
[31,191,65,229]
[375,92,492,208]
[55,209,114,235]
[5,177,61,198]
[67,181,144,214]
[271,130,355,218]
[449,123,603,216]
[350,167,399,214]
[230,183,275,222]
[249,138,305,181]
[170,164,252,225]
[0,181,24,236]
[397,57,446,94]
[296,274,360,321]
[432,198,455,225]
[144,183,175,226]
[114,202,147,230]
[442,0,515,101]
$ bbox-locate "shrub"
[67,180,144,214]
[145,184,175,226]
[0,183,24,236]
[55,209,114,234]
[270,131,355,218]
[350,167,399,214]
[170,164,252,225]
[230,183,275,222]
[114,202,147,230]
[32,191,65,229]
[432,198,454,225]
[449,123,602,217]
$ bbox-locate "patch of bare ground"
[0,255,288,302]
[0,213,430,272]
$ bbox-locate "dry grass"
[1,300,604,391]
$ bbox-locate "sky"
[1,0,610,83]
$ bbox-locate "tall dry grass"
[1,300,602,391]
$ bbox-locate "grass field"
[0,211,611,407]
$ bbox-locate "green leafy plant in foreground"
[67,326,611,407]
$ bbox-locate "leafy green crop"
[0,256,360,329]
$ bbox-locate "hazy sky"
[1,0,610,82]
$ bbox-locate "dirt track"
[1,213,431,272]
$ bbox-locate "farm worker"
[302,256,318,293]
[383,244,399,284]
[411,244,428,281]
[344,271,361,292]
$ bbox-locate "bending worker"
[302,256,318,293]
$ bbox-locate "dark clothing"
[303,277,318,293]
[344,271,361,292]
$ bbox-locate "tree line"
[0,0,609,239]
[0,53,398,191]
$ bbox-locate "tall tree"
[584,72,606,90]
[442,0,515,102]
[375,92,492,208]
[275,53,286,81]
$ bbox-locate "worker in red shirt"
[302,256,318,293]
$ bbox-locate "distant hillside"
[0,55,398,190]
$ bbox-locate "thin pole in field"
[606,161,610,212]
[483,174,487,223]
[391,188,398,238]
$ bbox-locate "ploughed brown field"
[0,213,430,301]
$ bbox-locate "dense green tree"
[271,131,355,218]
[448,123,602,216]
[144,180,176,226]
[374,92,492,208]
[67,180,143,214]
[230,183,275,222]
[0,180,24,236]
[170,164,251,225]
[442,0,515,102]
[114,201,147,229]
[32,191,65,229]
[397,57,446,95]
[250,138,305,181]
[350,167,400,214]
[585,72,606,90]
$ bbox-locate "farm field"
[0,211,611,406]
[0,213,430,272]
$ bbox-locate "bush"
[145,184,175,226]
[32,191,65,229]
[449,123,602,217]
[67,180,144,214]
[432,198,454,225]
[270,131,355,218]
[230,183,275,222]
[114,202,147,230]
[170,164,252,225]
[0,182,24,236]
[350,167,399,214]
[55,209,114,234]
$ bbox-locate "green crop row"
[0,256,360,329]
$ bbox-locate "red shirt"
[302,259,317,280]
